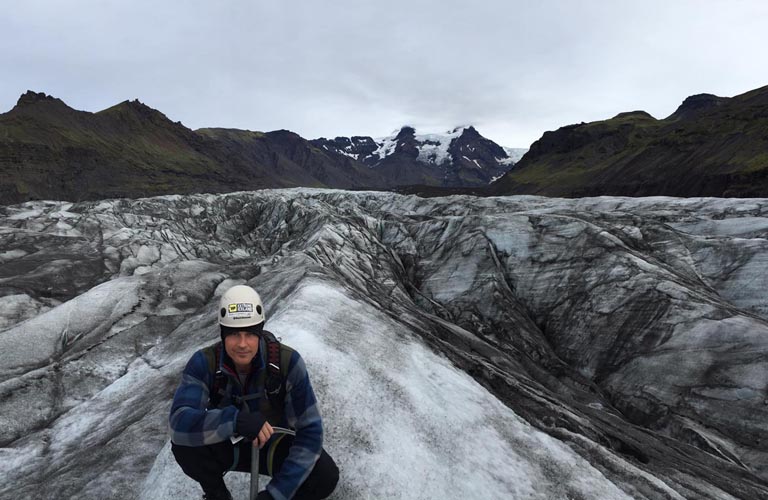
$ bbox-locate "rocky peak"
[266,129,302,140]
[451,125,502,152]
[394,126,416,141]
[612,110,655,120]
[310,134,380,164]
[16,90,66,107]
[668,93,729,120]
[122,98,154,112]
[9,90,73,116]
[331,136,353,148]
[110,99,173,123]
[350,136,377,149]
[455,125,480,139]
[447,126,511,178]
[97,99,188,134]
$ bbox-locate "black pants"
[172,435,339,499]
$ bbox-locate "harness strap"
[232,393,261,406]
[263,332,285,406]
[209,344,227,408]
[228,445,240,473]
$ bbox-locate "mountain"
[0,91,385,204]
[311,125,522,187]
[7,84,768,203]
[2,189,768,499]
[490,85,768,197]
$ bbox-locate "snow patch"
[414,128,466,165]
[373,135,399,160]
[372,127,467,166]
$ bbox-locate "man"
[169,284,339,500]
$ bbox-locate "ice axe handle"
[250,442,259,500]
[250,427,296,500]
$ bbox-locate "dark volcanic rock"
[445,126,510,184]
[668,93,729,120]
[12,90,70,111]
[309,136,379,166]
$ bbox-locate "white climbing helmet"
[218,285,265,329]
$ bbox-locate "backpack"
[202,330,293,418]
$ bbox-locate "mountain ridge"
[490,84,768,198]
[4,84,768,203]
[0,91,388,204]
[0,91,520,204]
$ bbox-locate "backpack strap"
[262,330,285,408]
[202,343,228,409]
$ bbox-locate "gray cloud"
[2,0,768,147]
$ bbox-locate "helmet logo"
[228,303,254,313]
[227,302,256,320]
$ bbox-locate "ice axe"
[250,427,296,500]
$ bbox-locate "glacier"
[1,189,767,499]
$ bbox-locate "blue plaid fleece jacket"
[169,337,323,500]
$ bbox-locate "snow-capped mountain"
[311,126,527,187]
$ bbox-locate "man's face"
[224,330,260,370]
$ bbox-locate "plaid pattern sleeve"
[168,350,238,446]
[266,351,324,500]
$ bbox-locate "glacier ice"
[1,189,767,499]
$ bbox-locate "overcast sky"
[2,0,768,148]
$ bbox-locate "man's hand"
[236,412,274,448]
[235,411,266,440]
[255,421,274,448]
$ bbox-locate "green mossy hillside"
[0,92,385,204]
[492,87,768,198]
